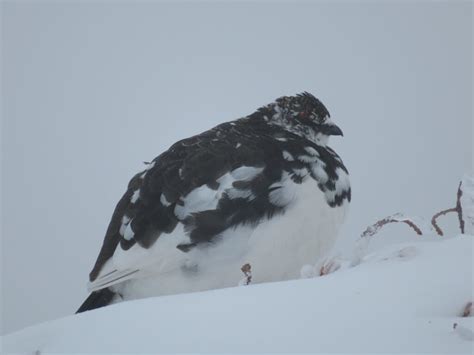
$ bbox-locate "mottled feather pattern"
[88,93,351,287]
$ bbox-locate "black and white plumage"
[77,92,351,313]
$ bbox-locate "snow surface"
[3,234,473,353]
[461,174,474,235]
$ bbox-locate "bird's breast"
[241,173,350,281]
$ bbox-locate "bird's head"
[264,92,343,146]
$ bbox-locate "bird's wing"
[88,122,300,289]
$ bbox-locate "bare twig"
[431,181,465,236]
[361,214,423,238]
[362,178,469,238]
[462,301,472,317]
[240,263,252,285]
[431,208,457,236]
[319,259,341,276]
[456,181,465,234]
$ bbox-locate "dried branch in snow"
[318,258,342,276]
[456,181,465,234]
[361,213,423,238]
[462,301,472,317]
[239,263,252,286]
[431,176,474,236]
[431,207,457,236]
[355,214,425,264]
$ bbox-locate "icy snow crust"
[3,235,473,353]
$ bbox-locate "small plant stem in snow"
[462,301,472,317]
[240,263,252,285]
[431,180,466,236]
[431,208,457,236]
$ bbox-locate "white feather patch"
[145,161,155,171]
[119,224,127,237]
[282,151,294,161]
[131,190,140,203]
[226,188,255,200]
[334,167,350,191]
[293,167,308,178]
[229,166,264,180]
[268,173,297,207]
[304,147,319,156]
[160,193,172,207]
[123,222,134,240]
[119,215,131,236]
[174,166,264,219]
[298,155,318,163]
[310,161,328,183]
[174,184,219,219]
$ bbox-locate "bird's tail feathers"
[76,288,117,313]
[87,268,140,292]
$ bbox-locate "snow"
[461,174,474,235]
[3,234,472,353]
[454,323,474,341]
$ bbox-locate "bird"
[76,92,351,313]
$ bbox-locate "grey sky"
[2,1,472,334]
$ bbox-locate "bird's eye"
[299,111,309,119]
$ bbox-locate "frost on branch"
[361,213,425,238]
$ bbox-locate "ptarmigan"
[77,92,351,313]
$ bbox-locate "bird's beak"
[327,124,344,137]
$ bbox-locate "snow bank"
[3,235,473,353]
[460,174,474,235]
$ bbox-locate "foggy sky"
[2,1,472,334]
